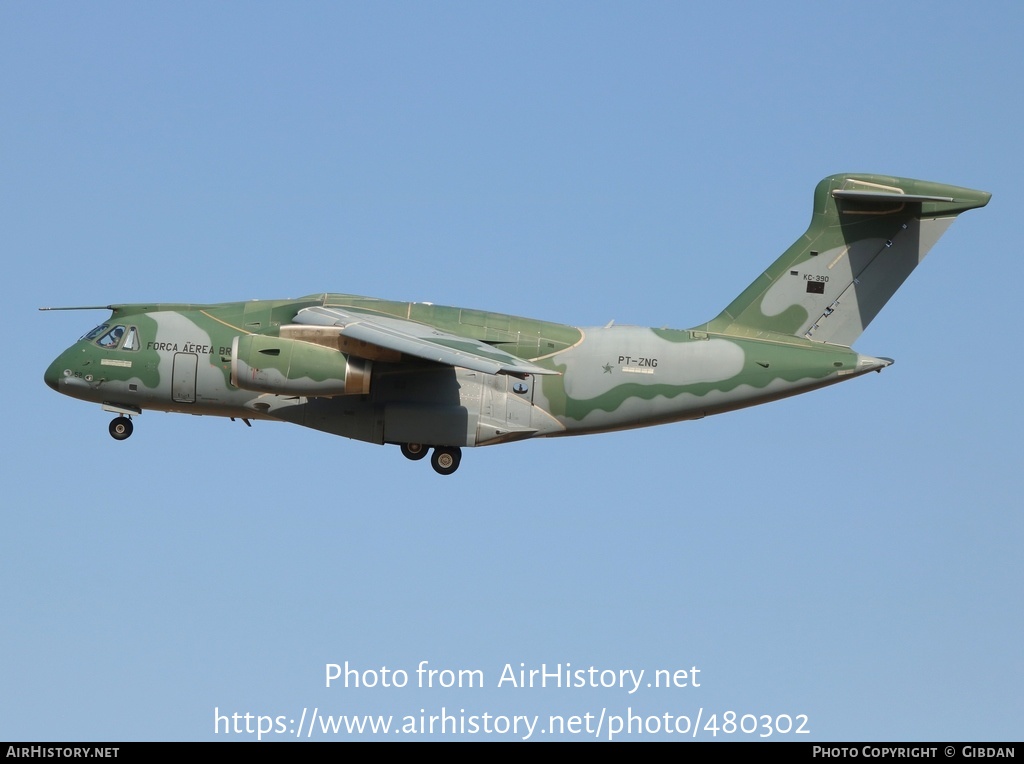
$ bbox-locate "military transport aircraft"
[43,174,989,474]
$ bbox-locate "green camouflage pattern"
[43,174,990,474]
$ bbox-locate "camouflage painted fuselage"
[43,174,990,471]
[44,294,886,445]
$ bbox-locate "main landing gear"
[400,442,428,461]
[430,447,461,476]
[108,415,134,441]
[399,443,462,475]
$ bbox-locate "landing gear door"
[507,374,534,428]
[172,353,198,403]
[510,375,534,404]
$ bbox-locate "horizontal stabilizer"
[831,190,957,204]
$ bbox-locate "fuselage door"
[172,353,198,403]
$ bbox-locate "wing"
[292,305,559,377]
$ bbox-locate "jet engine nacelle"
[231,335,371,396]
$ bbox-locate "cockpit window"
[96,325,126,348]
[92,325,140,351]
[122,327,139,351]
[81,324,109,341]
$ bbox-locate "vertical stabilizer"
[703,174,990,346]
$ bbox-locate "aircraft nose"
[44,356,64,392]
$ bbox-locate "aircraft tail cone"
[856,354,895,374]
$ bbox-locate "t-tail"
[701,174,990,346]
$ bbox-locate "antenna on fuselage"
[39,306,114,311]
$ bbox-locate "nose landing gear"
[108,416,134,441]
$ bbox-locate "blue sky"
[3,1,1021,741]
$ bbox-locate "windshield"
[86,324,139,351]
[97,325,125,348]
[80,324,109,341]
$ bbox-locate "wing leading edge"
[293,305,559,377]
